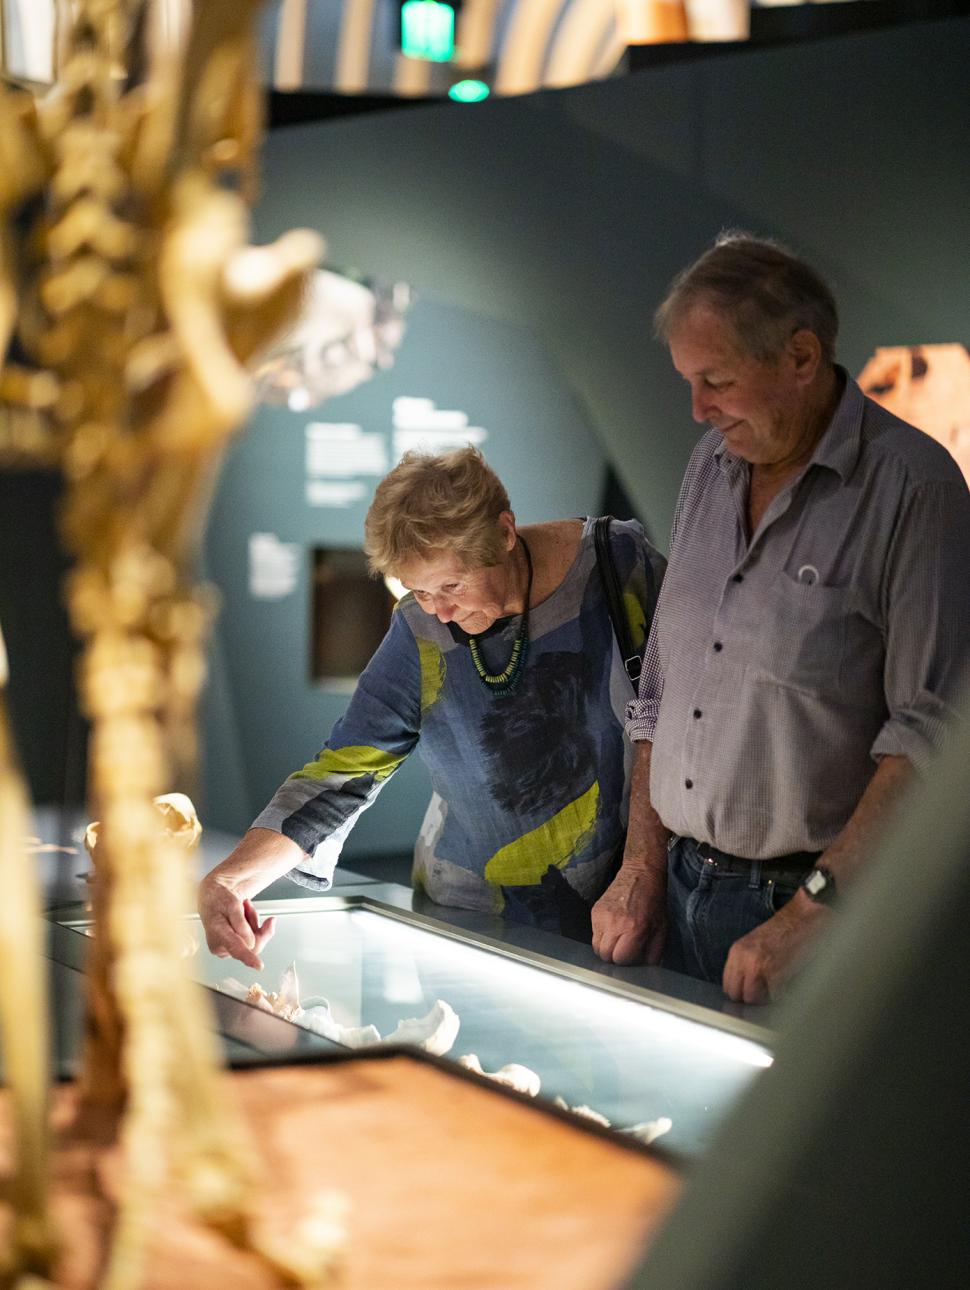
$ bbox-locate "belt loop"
[748,859,761,890]
[692,839,715,890]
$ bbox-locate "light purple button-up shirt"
[627,373,970,859]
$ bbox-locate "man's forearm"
[723,753,916,1002]
[204,826,310,900]
[817,753,914,888]
[620,741,671,878]
[592,740,670,965]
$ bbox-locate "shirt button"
[685,779,694,789]
[732,573,744,583]
[713,641,723,652]
[693,708,702,719]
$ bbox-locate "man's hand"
[592,740,670,965]
[722,890,829,1003]
[199,875,276,970]
[591,867,667,965]
[723,756,914,1003]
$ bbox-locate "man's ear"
[788,329,823,385]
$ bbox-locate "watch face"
[804,869,828,898]
[803,865,836,904]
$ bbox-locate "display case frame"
[46,881,775,1161]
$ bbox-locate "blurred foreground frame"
[0,1,341,1286]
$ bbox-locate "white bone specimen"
[553,1096,611,1128]
[276,962,302,1014]
[218,968,458,1054]
[384,1000,460,1056]
[625,1116,673,1146]
[84,790,203,857]
[152,792,204,847]
[550,1097,673,1142]
[301,1003,381,1050]
[458,1054,541,1097]
[243,961,304,1022]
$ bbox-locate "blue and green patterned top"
[253,517,664,923]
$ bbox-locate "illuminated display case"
[53,884,773,1160]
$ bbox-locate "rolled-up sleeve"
[871,477,970,771]
[625,611,663,742]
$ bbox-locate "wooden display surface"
[0,1051,679,1289]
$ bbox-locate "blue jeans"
[662,836,802,985]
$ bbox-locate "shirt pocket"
[749,573,855,696]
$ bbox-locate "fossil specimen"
[458,1054,542,1097]
[220,965,459,1056]
[0,2,332,1285]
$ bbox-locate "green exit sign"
[401,1,455,63]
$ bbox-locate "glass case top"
[195,901,772,1158]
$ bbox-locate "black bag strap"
[594,515,647,687]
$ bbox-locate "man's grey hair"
[655,231,839,364]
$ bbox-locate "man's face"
[668,307,806,466]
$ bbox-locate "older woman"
[199,447,665,966]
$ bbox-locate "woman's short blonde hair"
[364,447,511,576]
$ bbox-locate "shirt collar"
[713,366,864,482]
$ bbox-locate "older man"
[592,233,970,1003]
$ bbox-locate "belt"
[691,839,819,884]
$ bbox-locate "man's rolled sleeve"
[625,696,660,742]
[625,616,664,742]
[871,689,959,773]
[872,476,970,773]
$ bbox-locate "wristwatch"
[801,864,837,906]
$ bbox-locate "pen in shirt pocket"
[797,564,820,585]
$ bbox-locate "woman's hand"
[198,876,276,970]
[196,827,307,969]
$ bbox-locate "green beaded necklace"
[467,536,533,697]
